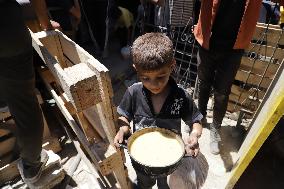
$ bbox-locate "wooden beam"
[61,63,102,111]
[57,32,91,64]
[240,56,279,78]
[40,34,67,68]
[86,59,117,144]
[75,112,102,143]
[231,84,265,100]
[235,70,272,89]
[246,43,284,62]
[253,24,284,47]
[0,136,16,157]
[229,94,260,113]
[31,30,102,112]
[83,106,107,140]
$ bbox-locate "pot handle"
[118,143,128,149]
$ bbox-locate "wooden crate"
[31,29,129,189]
[228,23,284,114]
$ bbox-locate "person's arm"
[149,0,165,6]
[69,0,81,21]
[30,0,60,30]
[140,0,165,6]
[185,122,202,157]
[114,116,131,147]
[182,90,203,157]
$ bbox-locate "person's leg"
[213,51,243,127]
[0,51,46,183]
[136,171,156,189]
[209,51,243,154]
[157,176,170,189]
[80,0,107,52]
[197,47,216,118]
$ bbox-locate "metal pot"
[120,127,185,177]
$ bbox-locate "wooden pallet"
[228,23,284,114]
[31,29,129,189]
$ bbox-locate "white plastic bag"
[169,152,208,189]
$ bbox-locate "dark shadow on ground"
[219,125,245,172]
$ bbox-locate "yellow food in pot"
[130,131,184,167]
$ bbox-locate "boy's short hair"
[132,32,173,71]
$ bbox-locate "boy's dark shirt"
[209,0,246,51]
[117,77,203,135]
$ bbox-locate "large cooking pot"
[120,127,186,177]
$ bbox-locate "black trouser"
[80,0,107,51]
[136,171,169,189]
[0,54,44,167]
[0,1,43,167]
[197,47,243,127]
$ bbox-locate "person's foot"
[18,149,49,183]
[209,123,221,155]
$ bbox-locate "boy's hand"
[185,132,200,157]
[114,129,125,148]
[114,125,131,148]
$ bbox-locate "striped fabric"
[170,0,194,27]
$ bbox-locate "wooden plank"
[31,30,102,111]
[235,70,272,89]
[0,153,14,168]
[229,93,260,105]
[246,43,284,62]
[60,92,77,116]
[75,112,102,143]
[0,136,16,157]
[229,94,260,113]
[83,106,107,140]
[253,24,284,47]
[227,101,244,113]
[62,63,102,111]
[231,84,265,99]
[225,58,284,189]
[40,34,67,68]
[57,31,92,64]
[240,56,279,78]
[86,59,117,144]
[0,128,11,138]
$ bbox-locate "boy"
[114,32,203,189]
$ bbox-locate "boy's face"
[135,63,174,95]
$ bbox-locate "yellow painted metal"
[225,69,284,189]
